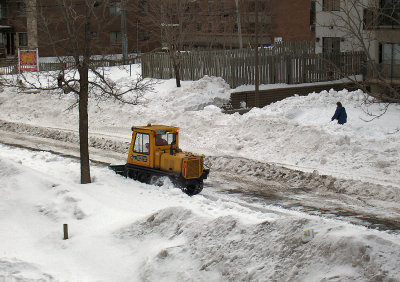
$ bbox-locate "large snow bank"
[0,65,399,188]
[1,145,399,281]
[1,65,400,281]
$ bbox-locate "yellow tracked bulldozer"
[109,124,209,195]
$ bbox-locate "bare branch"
[1,0,158,184]
[317,0,400,112]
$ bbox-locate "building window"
[248,1,255,12]
[110,31,121,44]
[322,37,340,53]
[18,33,27,47]
[110,2,121,15]
[381,0,400,9]
[208,1,214,12]
[382,43,400,63]
[139,1,148,12]
[196,22,202,31]
[208,22,213,32]
[0,33,4,48]
[379,0,400,26]
[138,31,149,41]
[17,1,26,16]
[310,1,316,24]
[323,0,340,11]
[248,23,255,33]
[0,3,10,18]
[380,43,400,79]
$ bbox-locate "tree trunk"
[78,66,91,184]
[169,51,181,87]
[173,62,181,87]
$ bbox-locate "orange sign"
[19,49,39,72]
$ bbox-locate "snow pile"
[1,145,399,281]
[235,89,400,186]
[1,64,400,280]
[0,65,400,194]
[119,206,400,281]
[144,75,231,111]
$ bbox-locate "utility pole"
[136,19,139,54]
[26,0,38,49]
[234,0,243,49]
[121,0,128,64]
[254,0,260,107]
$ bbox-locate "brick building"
[0,0,315,59]
[138,0,315,51]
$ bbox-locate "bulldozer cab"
[127,124,179,168]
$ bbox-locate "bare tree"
[1,0,155,184]
[240,0,272,107]
[133,0,199,87]
[317,0,399,111]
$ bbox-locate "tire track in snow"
[1,119,399,233]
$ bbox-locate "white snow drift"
[0,65,399,281]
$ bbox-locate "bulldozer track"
[202,186,400,234]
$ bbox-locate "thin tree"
[318,0,400,114]
[134,0,198,87]
[240,0,272,107]
[1,0,155,184]
[254,0,260,107]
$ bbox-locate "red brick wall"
[271,0,315,41]
[2,0,315,58]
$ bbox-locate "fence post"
[63,224,68,240]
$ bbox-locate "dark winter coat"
[331,106,347,124]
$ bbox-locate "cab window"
[133,133,150,154]
[156,133,176,146]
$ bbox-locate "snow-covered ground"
[0,65,399,281]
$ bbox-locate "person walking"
[331,102,347,125]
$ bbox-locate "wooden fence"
[0,58,18,74]
[142,49,365,88]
